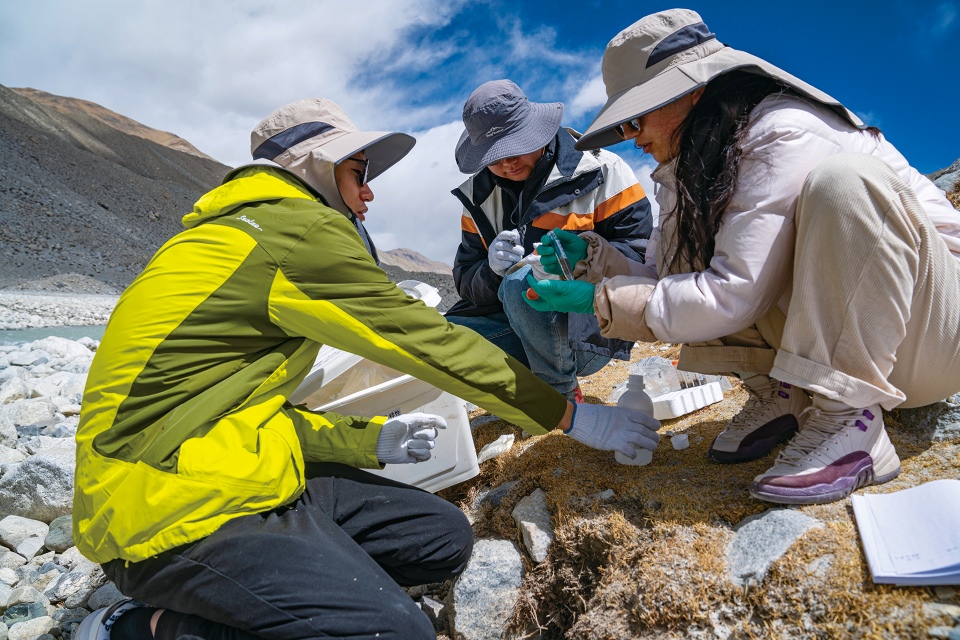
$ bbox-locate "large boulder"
[0,449,75,522]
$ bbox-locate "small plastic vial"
[614,374,656,466]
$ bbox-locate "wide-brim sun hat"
[251,98,415,181]
[576,8,863,151]
[455,79,564,174]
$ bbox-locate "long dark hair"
[666,71,786,273]
[665,71,881,273]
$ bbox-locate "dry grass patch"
[439,342,960,639]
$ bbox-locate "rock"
[14,537,45,561]
[890,394,960,441]
[6,615,53,640]
[43,571,94,605]
[449,539,524,640]
[86,582,125,610]
[56,374,85,403]
[2,601,47,627]
[0,568,16,587]
[0,447,25,466]
[5,585,48,609]
[25,337,91,361]
[7,350,50,368]
[61,564,106,609]
[726,509,822,587]
[511,489,554,563]
[43,516,73,553]
[19,436,76,456]
[0,420,16,449]
[0,516,49,551]
[0,399,57,428]
[0,449,75,522]
[26,372,72,400]
[49,397,81,417]
[0,553,26,571]
[0,379,29,405]
[55,548,85,571]
[474,481,519,509]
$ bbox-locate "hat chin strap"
[283,151,353,217]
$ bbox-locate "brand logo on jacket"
[238,215,262,231]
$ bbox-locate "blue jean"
[448,265,609,396]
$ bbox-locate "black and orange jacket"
[447,128,652,359]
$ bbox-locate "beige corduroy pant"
[679,153,960,410]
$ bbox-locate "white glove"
[376,412,446,464]
[488,229,524,276]
[564,403,660,458]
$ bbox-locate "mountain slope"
[0,83,231,289]
[380,248,452,274]
[12,88,217,161]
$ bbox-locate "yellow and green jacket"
[74,165,566,564]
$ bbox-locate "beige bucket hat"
[576,8,863,150]
[251,98,415,182]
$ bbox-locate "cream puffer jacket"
[577,94,960,344]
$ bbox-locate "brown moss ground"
[439,342,960,639]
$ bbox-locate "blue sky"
[1,0,957,263]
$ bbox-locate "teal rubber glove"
[537,228,588,277]
[523,275,596,314]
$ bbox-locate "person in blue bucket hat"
[445,79,654,402]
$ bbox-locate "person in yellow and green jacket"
[73,99,661,640]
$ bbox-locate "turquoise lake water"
[0,325,107,346]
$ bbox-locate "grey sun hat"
[576,8,863,150]
[251,98,415,183]
[455,80,563,174]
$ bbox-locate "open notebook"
[851,479,960,585]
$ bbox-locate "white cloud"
[0,0,465,167]
[366,120,466,263]
[567,74,607,120]
[0,0,629,266]
[629,157,661,226]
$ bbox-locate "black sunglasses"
[614,118,642,141]
[346,158,370,186]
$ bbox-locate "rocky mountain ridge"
[12,88,217,161]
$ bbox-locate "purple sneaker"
[708,375,811,464]
[750,400,900,505]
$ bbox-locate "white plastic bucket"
[289,281,479,492]
[315,375,479,493]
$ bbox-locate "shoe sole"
[749,462,901,505]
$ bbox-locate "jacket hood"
[182,165,321,228]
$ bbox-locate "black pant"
[103,463,473,639]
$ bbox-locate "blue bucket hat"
[454,80,563,174]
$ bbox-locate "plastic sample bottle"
[614,374,656,466]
